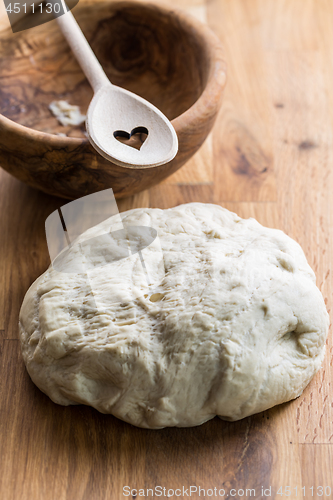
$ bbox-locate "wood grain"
[208,0,277,203]
[1,0,333,498]
[300,444,333,492]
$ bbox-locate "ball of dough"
[19,203,329,428]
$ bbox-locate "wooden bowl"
[0,1,226,199]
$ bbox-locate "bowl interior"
[0,1,210,139]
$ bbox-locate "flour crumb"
[49,100,86,126]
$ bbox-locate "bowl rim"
[0,0,227,157]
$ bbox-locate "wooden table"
[1,0,332,498]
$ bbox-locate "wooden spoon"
[55,2,178,168]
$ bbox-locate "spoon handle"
[55,0,110,92]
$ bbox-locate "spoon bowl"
[87,85,178,167]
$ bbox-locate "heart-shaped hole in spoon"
[114,126,148,151]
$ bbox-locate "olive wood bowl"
[0,0,226,199]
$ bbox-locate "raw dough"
[19,203,329,428]
[49,100,86,126]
